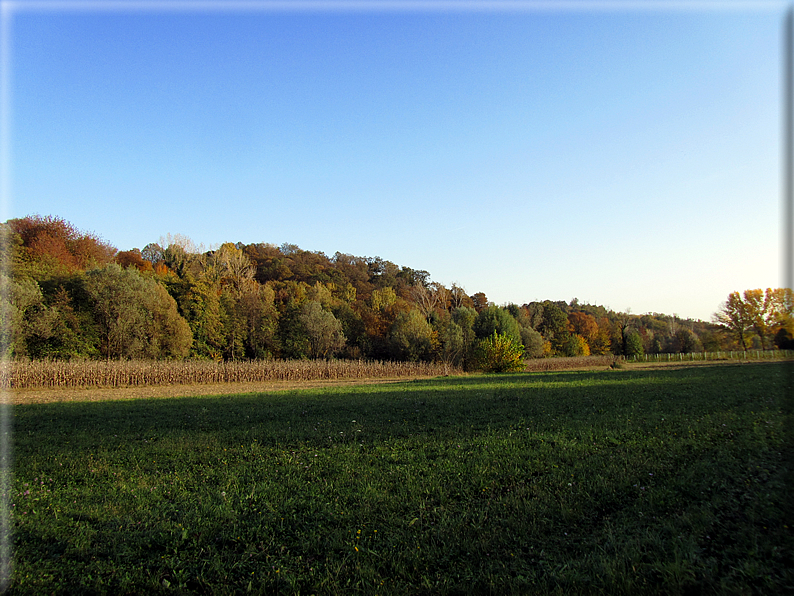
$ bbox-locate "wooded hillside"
[3,215,791,365]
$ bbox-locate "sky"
[1,0,787,321]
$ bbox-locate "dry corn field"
[4,359,462,390]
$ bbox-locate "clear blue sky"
[3,1,785,321]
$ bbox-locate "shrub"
[474,331,525,373]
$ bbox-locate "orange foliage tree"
[9,215,116,276]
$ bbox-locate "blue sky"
[2,1,785,321]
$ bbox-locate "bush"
[474,331,525,373]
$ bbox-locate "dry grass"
[7,355,784,406]
[4,358,459,390]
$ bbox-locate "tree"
[611,310,635,356]
[209,243,256,297]
[389,309,434,361]
[116,248,153,273]
[590,317,612,355]
[624,330,644,357]
[449,284,473,309]
[743,288,776,350]
[568,312,598,346]
[141,243,164,265]
[238,282,279,359]
[83,264,191,359]
[471,292,489,313]
[433,311,465,371]
[520,326,545,358]
[0,275,53,357]
[673,328,702,354]
[771,288,794,348]
[8,215,116,278]
[473,305,522,345]
[411,282,447,319]
[539,301,570,355]
[474,331,525,373]
[452,306,478,369]
[563,334,590,357]
[370,286,397,312]
[299,300,346,359]
[713,292,754,353]
[142,283,193,359]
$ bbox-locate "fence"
[626,349,794,363]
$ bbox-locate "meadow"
[8,362,793,595]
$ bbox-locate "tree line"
[2,215,792,367]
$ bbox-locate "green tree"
[474,331,525,373]
[32,281,100,359]
[624,330,644,358]
[389,309,434,361]
[0,275,56,357]
[299,300,346,359]
[84,264,191,359]
[433,311,465,371]
[278,299,311,360]
[452,306,478,369]
[238,282,279,359]
[674,328,702,354]
[142,283,193,359]
[219,288,246,361]
[539,301,570,355]
[563,334,590,357]
[168,277,225,359]
[520,326,545,358]
[473,305,521,345]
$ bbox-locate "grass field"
[8,362,793,595]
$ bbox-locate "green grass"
[9,363,794,595]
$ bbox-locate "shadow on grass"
[12,362,787,454]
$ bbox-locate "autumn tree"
[471,292,489,313]
[449,284,474,309]
[771,288,794,348]
[143,283,194,359]
[141,243,164,265]
[116,248,153,273]
[369,286,397,312]
[713,292,755,353]
[568,312,598,347]
[673,328,702,353]
[411,282,447,319]
[209,243,256,297]
[8,215,116,278]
